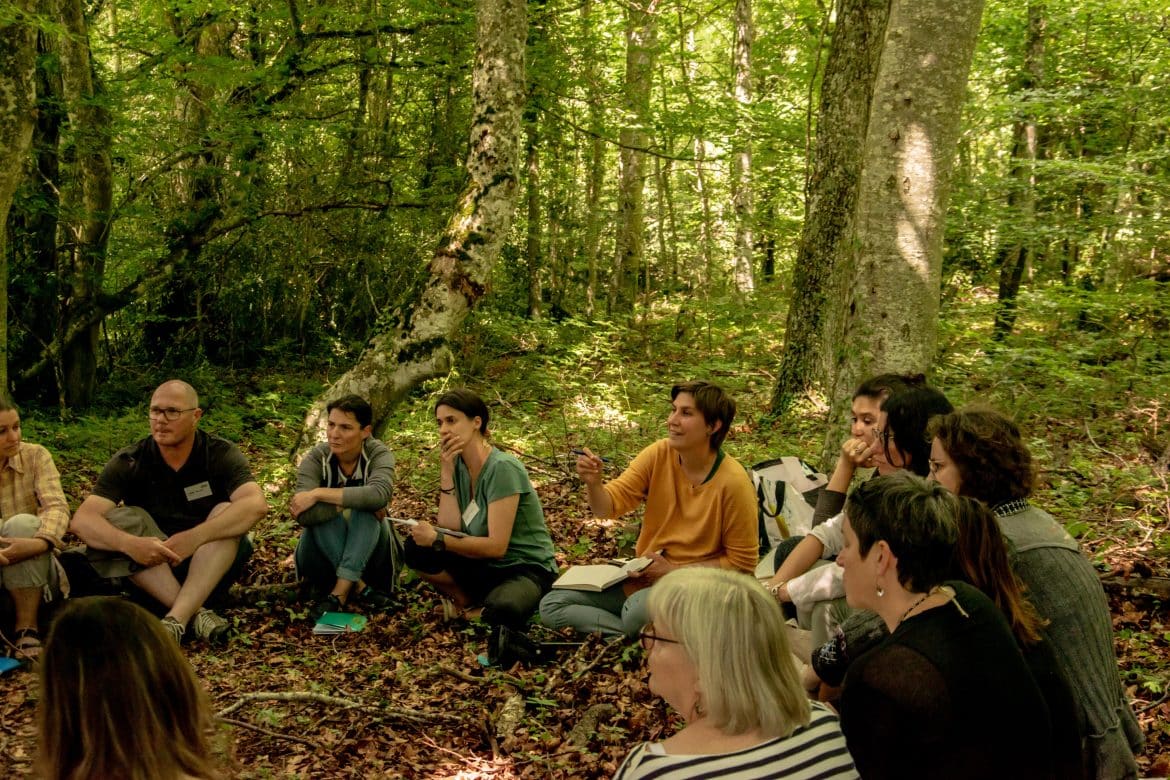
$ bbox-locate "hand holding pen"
[572,447,607,487]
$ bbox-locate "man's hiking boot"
[192,608,231,645]
[161,615,185,644]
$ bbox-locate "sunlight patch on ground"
[569,395,636,432]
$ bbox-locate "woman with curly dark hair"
[928,407,1143,780]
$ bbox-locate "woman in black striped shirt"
[614,568,858,779]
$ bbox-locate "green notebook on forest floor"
[313,612,368,635]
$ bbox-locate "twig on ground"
[1136,686,1170,714]
[215,691,460,725]
[437,663,528,690]
[218,716,322,750]
[1084,421,1128,466]
[571,636,626,681]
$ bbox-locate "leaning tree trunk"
[0,1,40,393]
[824,0,986,442]
[297,0,527,445]
[770,0,889,416]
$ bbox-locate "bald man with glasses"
[70,380,268,645]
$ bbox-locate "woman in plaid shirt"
[0,395,70,660]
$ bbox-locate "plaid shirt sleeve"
[30,445,71,548]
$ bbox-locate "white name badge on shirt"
[184,481,214,501]
[462,501,479,526]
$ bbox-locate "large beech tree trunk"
[298,0,527,444]
[770,0,889,416]
[825,0,986,431]
[0,1,40,393]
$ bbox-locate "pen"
[570,448,611,463]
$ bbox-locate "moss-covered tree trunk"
[0,1,39,394]
[54,0,113,407]
[298,0,527,444]
[770,0,889,416]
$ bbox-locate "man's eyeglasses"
[148,407,196,421]
[874,427,894,448]
[638,623,681,652]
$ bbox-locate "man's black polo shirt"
[93,430,255,536]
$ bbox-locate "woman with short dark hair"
[836,473,1055,780]
[765,381,952,651]
[540,381,758,638]
[404,389,558,639]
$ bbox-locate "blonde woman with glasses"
[615,568,857,779]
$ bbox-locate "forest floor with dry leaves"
[3,467,1167,779]
[2,290,1170,777]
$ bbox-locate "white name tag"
[184,481,213,501]
[461,501,479,526]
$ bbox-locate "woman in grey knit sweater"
[927,407,1143,780]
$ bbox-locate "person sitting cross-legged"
[540,380,758,638]
[293,394,399,620]
[0,395,71,661]
[69,380,268,645]
[404,389,559,638]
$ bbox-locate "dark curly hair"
[853,373,926,401]
[926,407,1034,506]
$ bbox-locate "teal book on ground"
[313,612,368,635]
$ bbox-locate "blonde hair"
[36,598,224,780]
[648,568,810,737]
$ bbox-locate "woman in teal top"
[404,389,558,631]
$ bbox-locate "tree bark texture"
[580,0,605,320]
[730,0,755,294]
[298,0,527,444]
[54,0,114,406]
[826,0,986,431]
[770,0,889,416]
[0,0,40,393]
[609,0,658,315]
[993,1,1045,341]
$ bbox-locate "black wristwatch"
[431,530,446,552]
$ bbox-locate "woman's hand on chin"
[440,433,466,469]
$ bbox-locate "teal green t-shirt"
[454,448,557,574]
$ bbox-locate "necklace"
[897,589,933,627]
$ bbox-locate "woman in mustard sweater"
[539,381,758,637]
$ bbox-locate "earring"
[876,584,885,598]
